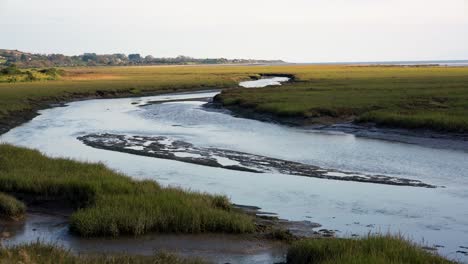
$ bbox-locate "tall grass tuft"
[0,192,26,219]
[286,235,455,264]
[0,144,254,237]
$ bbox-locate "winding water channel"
[1,78,468,262]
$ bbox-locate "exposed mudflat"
[79,133,437,188]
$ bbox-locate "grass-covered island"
[0,144,254,236]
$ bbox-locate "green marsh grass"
[217,65,468,132]
[0,144,254,237]
[286,235,455,264]
[0,192,26,219]
[0,66,62,83]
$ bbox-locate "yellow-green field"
[217,65,468,132]
[1,65,468,132]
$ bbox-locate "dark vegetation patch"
[0,64,64,83]
[0,192,26,219]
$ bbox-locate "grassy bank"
[287,235,455,264]
[0,144,254,237]
[217,65,468,132]
[0,65,253,123]
[0,192,26,219]
[0,242,207,264]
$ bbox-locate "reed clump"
[0,144,254,237]
[286,235,455,264]
[0,192,26,219]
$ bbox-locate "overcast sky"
[1,0,467,62]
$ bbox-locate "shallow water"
[1,78,468,262]
[1,213,286,264]
[239,77,289,88]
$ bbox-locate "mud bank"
[78,133,436,188]
[209,100,468,152]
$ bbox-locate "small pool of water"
[239,77,289,88]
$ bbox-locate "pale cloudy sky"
[1,0,467,62]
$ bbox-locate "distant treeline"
[0,49,284,68]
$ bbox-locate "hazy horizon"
[1,0,467,63]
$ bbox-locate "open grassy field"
[0,144,254,237]
[0,242,207,264]
[287,235,455,264]
[217,65,468,132]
